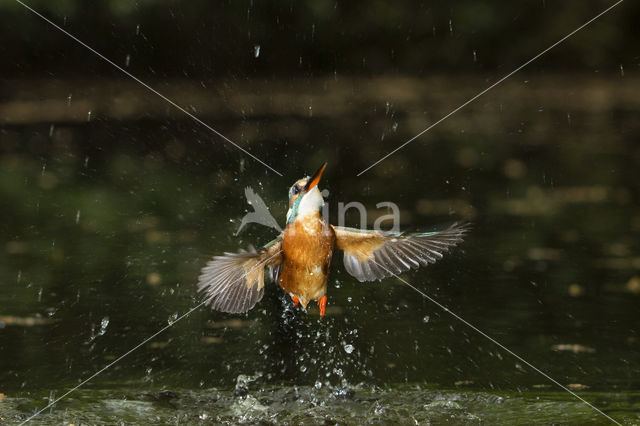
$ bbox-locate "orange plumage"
[279,215,335,308]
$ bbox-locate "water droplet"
[299,365,307,372]
[254,45,261,58]
[99,317,109,335]
[199,413,208,420]
[391,122,398,132]
[423,315,430,323]
[136,24,141,35]
[17,270,22,284]
[66,94,72,106]
[75,210,81,224]
[343,344,355,354]
[49,124,55,137]
[449,19,453,34]
[620,64,624,77]
[84,156,89,168]
[87,111,92,122]
[168,312,178,325]
[125,54,131,67]
[473,50,477,63]
[314,380,322,389]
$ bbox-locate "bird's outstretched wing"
[332,222,469,282]
[198,236,283,313]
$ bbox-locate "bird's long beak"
[304,162,327,191]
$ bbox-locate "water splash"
[99,317,110,335]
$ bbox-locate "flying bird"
[198,163,469,317]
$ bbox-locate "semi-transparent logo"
[236,187,400,235]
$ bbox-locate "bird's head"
[286,162,327,224]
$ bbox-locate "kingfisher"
[198,163,469,317]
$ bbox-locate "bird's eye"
[293,185,300,195]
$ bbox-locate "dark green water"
[1,3,640,422]
[1,73,639,424]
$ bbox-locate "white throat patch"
[287,186,324,222]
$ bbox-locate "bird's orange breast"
[279,216,335,307]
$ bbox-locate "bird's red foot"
[318,295,327,317]
[291,295,299,307]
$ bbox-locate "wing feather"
[198,237,282,313]
[333,222,469,282]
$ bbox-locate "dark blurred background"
[1,0,638,77]
[1,0,639,423]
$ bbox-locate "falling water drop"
[620,64,624,77]
[48,391,55,414]
[67,94,72,106]
[87,111,92,122]
[125,54,131,67]
[99,317,109,336]
[49,124,55,137]
[168,312,178,325]
[423,315,430,323]
[449,19,453,34]
[17,270,22,284]
[136,24,141,35]
[75,210,81,224]
[473,50,477,63]
[254,45,261,58]
[343,344,355,354]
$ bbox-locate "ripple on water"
[3,384,636,424]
